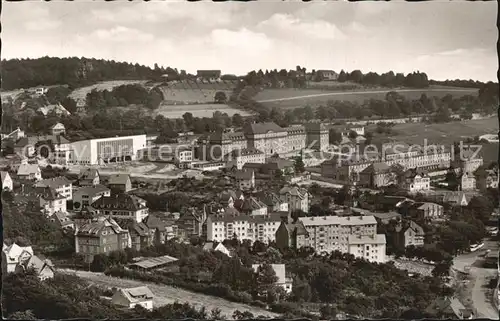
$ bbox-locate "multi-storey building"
[199,131,247,161]
[460,171,476,191]
[35,176,73,201]
[304,123,329,151]
[78,168,100,187]
[347,234,387,263]
[279,186,309,213]
[75,216,130,262]
[108,174,132,194]
[383,144,451,171]
[39,187,67,216]
[15,135,72,165]
[457,149,483,174]
[358,162,394,188]
[69,134,147,165]
[226,148,265,170]
[395,221,425,248]
[255,191,289,213]
[91,194,149,223]
[402,169,431,193]
[244,122,290,156]
[205,209,286,244]
[175,208,207,240]
[321,154,376,183]
[73,185,111,211]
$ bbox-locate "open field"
[69,80,149,101]
[368,117,498,163]
[59,269,277,319]
[255,86,479,109]
[155,103,252,118]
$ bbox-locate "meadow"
[155,103,252,118]
[69,80,150,101]
[255,86,479,109]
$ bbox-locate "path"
[256,88,477,103]
[59,269,278,319]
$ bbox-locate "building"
[252,264,293,293]
[316,70,339,80]
[1,127,25,142]
[176,208,207,240]
[255,191,289,213]
[143,214,169,245]
[403,168,431,193]
[383,144,451,171]
[49,211,75,230]
[78,168,100,186]
[459,172,476,191]
[279,186,309,213]
[15,135,72,165]
[442,192,471,207]
[399,202,444,220]
[275,219,309,251]
[234,170,255,190]
[2,243,34,273]
[476,169,499,190]
[108,174,132,194]
[111,286,154,311]
[358,162,394,188]
[219,190,245,208]
[206,209,286,244]
[38,103,70,116]
[35,176,73,201]
[244,122,290,156]
[196,70,222,82]
[395,221,425,248]
[92,194,149,223]
[73,185,111,211]
[123,220,152,251]
[68,134,147,165]
[17,164,42,181]
[1,171,13,191]
[75,216,130,262]
[235,196,268,216]
[321,154,376,183]
[226,148,265,170]
[39,187,67,216]
[203,242,232,257]
[458,149,483,174]
[50,122,66,136]
[425,297,473,319]
[304,122,329,151]
[347,234,387,263]
[15,254,55,281]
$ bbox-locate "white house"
[279,186,309,213]
[234,170,255,190]
[2,243,34,273]
[35,176,73,201]
[17,164,42,181]
[15,254,55,281]
[72,185,111,211]
[251,264,293,293]
[348,234,387,263]
[1,171,13,191]
[407,173,431,193]
[111,286,154,310]
[78,168,100,187]
[39,187,67,216]
[50,122,66,136]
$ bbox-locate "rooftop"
[130,255,179,269]
[348,234,386,245]
[300,215,378,227]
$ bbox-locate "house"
[275,218,309,251]
[196,70,222,82]
[37,103,71,116]
[255,191,289,213]
[401,168,431,193]
[111,286,154,311]
[17,164,42,181]
[49,211,75,230]
[78,168,100,187]
[39,187,67,216]
[35,176,73,201]
[1,171,13,191]
[252,264,293,293]
[15,134,72,165]
[395,220,425,248]
[399,202,444,220]
[226,147,265,170]
[264,157,295,176]
[459,172,476,191]
[91,193,149,223]
[108,174,132,194]
[123,220,152,251]
[15,254,55,281]
[203,242,232,257]
[234,170,255,190]
[358,162,394,188]
[50,122,66,136]
[75,216,131,262]
[347,234,387,263]
[72,184,111,211]
[2,243,34,273]
[476,169,499,190]
[316,70,338,81]
[143,214,169,245]
[176,207,207,240]
[352,208,402,224]
[443,192,471,207]
[279,186,309,213]
[425,297,473,319]
[235,196,268,216]
[219,189,245,208]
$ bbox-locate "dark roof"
[235,197,267,212]
[229,148,264,157]
[77,217,127,236]
[39,187,65,201]
[255,191,281,207]
[283,221,308,236]
[196,70,221,77]
[79,168,100,180]
[15,134,70,147]
[234,170,254,180]
[75,184,110,196]
[242,163,264,171]
[142,214,166,232]
[360,162,390,174]
[35,176,71,189]
[127,221,150,236]
[92,194,147,211]
[264,158,294,170]
[108,174,131,185]
[243,122,286,135]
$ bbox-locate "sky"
[3,1,498,82]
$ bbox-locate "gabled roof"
[265,157,294,169]
[50,122,65,130]
[1,171,11,182]
[255,191,281,207]
[79,168,100,180]
[282,220,308,236]
[108,174,131,185]
[18,254,54,274]
[279,186,307,199]
[17,164,40,176]
[77,217,128,236]
[229,148,264,157]
[234,170,254,181]
[126,221,150,236]
[3,243,34,261]
[39,187,65,201]
[236,196,267,212]
[117,286,154,303]
[75,184,110,197]
[92,194,147,211]
[406,220,424,235]
[35,176,71,189]
[142,214,166,232]
[244,122,286,135]
[361,162,390,174]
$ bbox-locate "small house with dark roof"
[196,70,221,81]
[255,191,288,213]
[78,168,100,187]
[233,170,255,190]
[358,162,393,188]
[121,220,152,251]
[142,214,168,245]
[176,207,207,240]
[38,187,67,216]
[401,168,430,193]
[425,297,473,319]
[275,218,309,250]
[108,174,132,194]
[49,210,75,230]
[91,193,149,223]
[235,196,268,216]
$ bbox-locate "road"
[452,240,498,319]
[256,88,477,103]
[59,269,278,319]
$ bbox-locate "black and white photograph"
[1,1,499,320]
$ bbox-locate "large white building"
[69,135,147,165]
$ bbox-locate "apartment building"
[35,176,73,201]
[358,162,394,188]
[75,216,131,263]
[108,174,132,194]
[304,122,329,151]
[395,221,425,247]
[460,172,476,191]
[91,194,149,223]
[402,169,431,193]
[279,186,309,213]
[226,148,265,170]
[383,144,451,171]
[347,234,387,263]
[15,135,71,165]
[255,191,289,213]
[73,185,111,211]
[39,187,67,216]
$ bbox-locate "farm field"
[69,80,149,101]
[255,86,479,109]
[59,269,278,319]
[155,103,252,118]
[368,117,498,163]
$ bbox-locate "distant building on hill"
[316,70,339,80]
[196,70,221,82]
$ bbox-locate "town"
[2,2,499,320]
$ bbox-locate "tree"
[214,91,227,104]
[445,169,460,191]
[232,113,243,127]
[329,128,342,144]
[255,263,278,293]
[294,156,305,173]
[320,305,338,320]
[233,310,255,320]
[348,130,358,139]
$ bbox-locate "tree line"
[86,84,163,110]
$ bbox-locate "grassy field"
[368,117,498,163]
[69,80,149,101]
[155,103,252,118]
[61,270,278,319]
[255,86,479,109]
